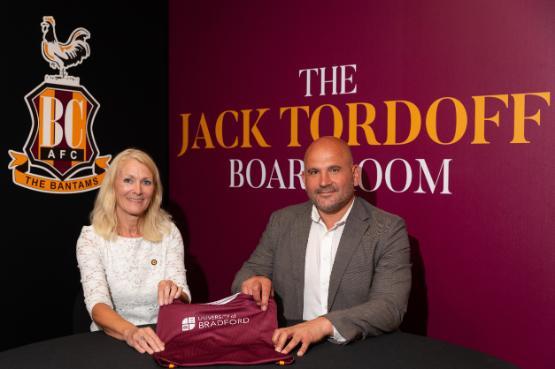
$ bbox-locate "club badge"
[8,16,110,193]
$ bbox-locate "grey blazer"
[231,197,411,342]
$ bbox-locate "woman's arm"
[162,223,192,303]
[91,303,164,354]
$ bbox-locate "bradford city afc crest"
[8,16,110,193]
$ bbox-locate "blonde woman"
[77,148,191,354]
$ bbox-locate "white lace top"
[76,222,191,331]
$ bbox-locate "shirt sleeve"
[76,226,114,316]
[329,325,347,344]
[164,223,191,302]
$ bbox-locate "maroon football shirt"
[153,293,293,367]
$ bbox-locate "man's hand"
[272,317,334,356]
[240,276,273,311]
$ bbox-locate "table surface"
[0,331,519,369]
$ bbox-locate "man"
[231,136,411,356]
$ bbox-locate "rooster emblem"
[41,16,90,78]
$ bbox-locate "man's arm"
[272,317,333,356]
[269,216,410,356]
[324,217,412,342]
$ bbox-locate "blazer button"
[151,259,158,266]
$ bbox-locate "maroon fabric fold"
[153,293,294,367]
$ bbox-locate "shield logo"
[24,82,100,180]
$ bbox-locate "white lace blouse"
[76,222,191,331]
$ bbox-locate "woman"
[77,148,191,354]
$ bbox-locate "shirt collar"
[310,197,356,230]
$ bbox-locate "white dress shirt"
[303,199,354,342]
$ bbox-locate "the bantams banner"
[168,2,554,369]
[8,16,110,194]
[5,3,167,351]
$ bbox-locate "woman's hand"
[158,279,183,306]
[123,326,164,354]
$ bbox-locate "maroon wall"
[168,1,555,369]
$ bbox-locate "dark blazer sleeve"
[231,211,279,293]
[324,215,412,342]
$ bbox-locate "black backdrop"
[3,2,168,350]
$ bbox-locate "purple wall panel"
[169,2,555,368]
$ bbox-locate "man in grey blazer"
[231,136,411,357]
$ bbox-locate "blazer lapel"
[328,198,370,310]
[289,202,312,318]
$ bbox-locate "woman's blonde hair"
[90,148,171,242]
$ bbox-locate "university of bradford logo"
[182,317,196,331]
[8,16,110,193]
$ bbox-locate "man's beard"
[311,185,354,214]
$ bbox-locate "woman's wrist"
[122,325,138,342]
